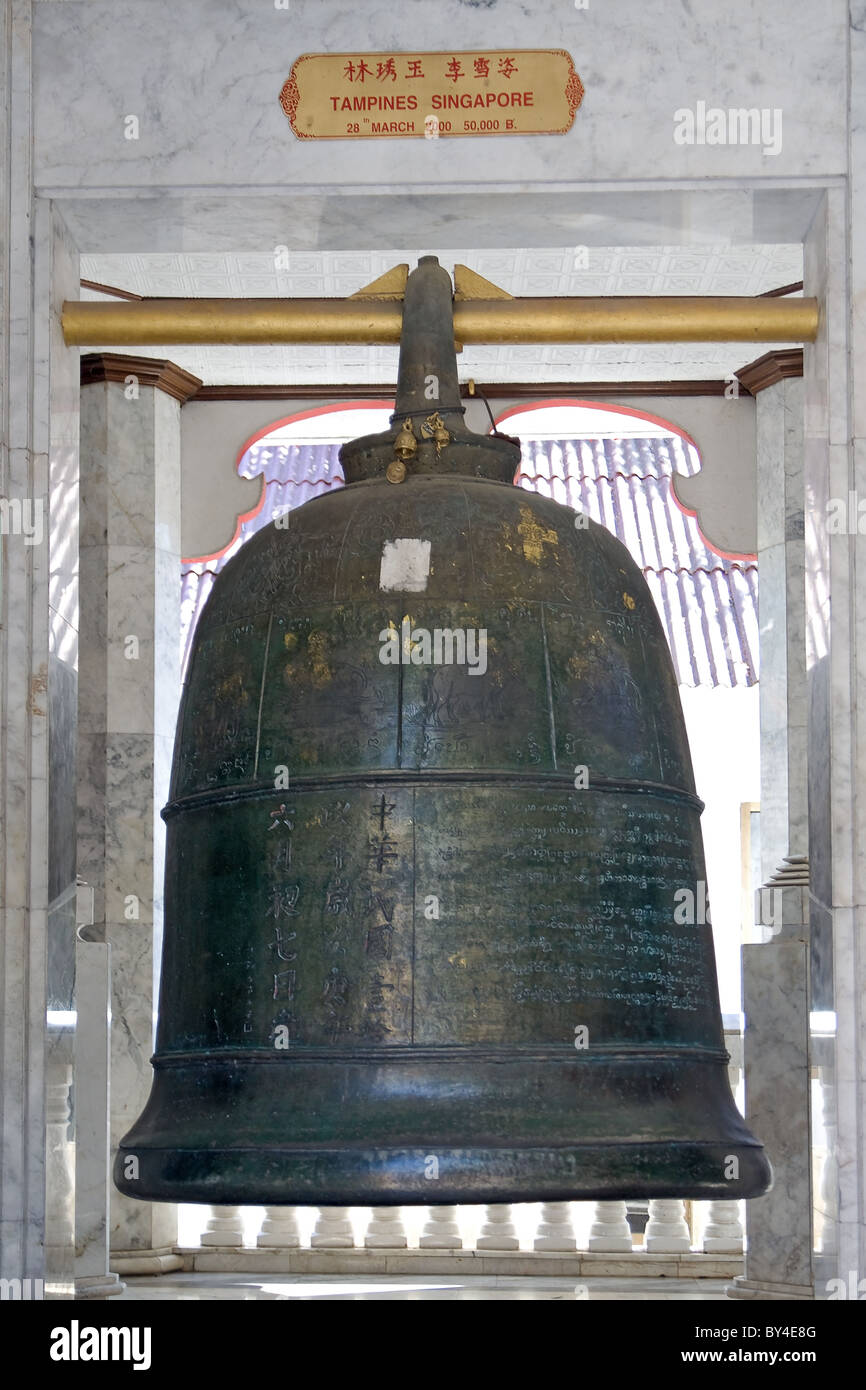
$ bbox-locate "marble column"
[728,369,813,1300]
[74,935,123,1297]
[78,355,200,1275]
[800,66,866,1287]
[0,0,81,1297]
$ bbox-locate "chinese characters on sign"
[280,50,583,139]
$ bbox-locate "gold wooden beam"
[62,294,818,346]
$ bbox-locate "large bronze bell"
[116,257,771,1205]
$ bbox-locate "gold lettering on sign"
[280,50,583,140]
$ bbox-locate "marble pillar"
[0,0,81,1296]
[730,371,814,1301]
[751,374,809,874]
[74,938,124,1298]
[42,204,81,1303]
[801,47,866,1287]
[78,355,199,1275]
[828,10,866,1294]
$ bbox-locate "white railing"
[181,1197,744,1272]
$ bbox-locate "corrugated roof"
[181,435,758,687]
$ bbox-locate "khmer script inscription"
[413,786,717,1046]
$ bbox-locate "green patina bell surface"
[116,257,771,1205]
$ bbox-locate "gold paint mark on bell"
[517,505,558,565]
[216,671,249,705]
[307,631,332,686]
[622,593,636,610]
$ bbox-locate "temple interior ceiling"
[80,243,803,386]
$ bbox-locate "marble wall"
[43,201,82,1301]
[1,0,80,1296]
[32,1,847,191]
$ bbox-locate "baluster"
[645,1198,691,1252]
[200,1206,245,1247]
[587,1201,632,1251]
[476,1204,519,1250]
[311,1206,355,1247]
[700,1200,744,1253]
[419,1206,462,1248]
[534,1201,577,1251]
[364,1206,407,1248]
[257,1206,301,1248]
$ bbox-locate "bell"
[116,256,771,1206]
[421,410,451,455]
[393,417,417,459]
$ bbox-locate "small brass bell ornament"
[421,411,451,456]
[388,418,417,483]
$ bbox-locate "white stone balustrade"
[364,1207,407,1248]
[476,1204,519,1250]
[644,1199,692,1252]
[186,1193,747,1271]
[534,1202,577,1251]
[257,1207,301,1248]
[587,1201,633,1252]
[419,1206,462,1248]
[201,1206,245,1247]
[701,1200,745,1253]
[311,1207,355,1248]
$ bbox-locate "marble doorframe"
[22,175,853,1294]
